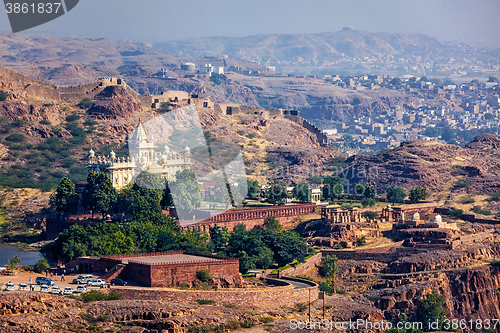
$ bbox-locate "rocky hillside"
[0,63,341,191]
[343,134,500,203]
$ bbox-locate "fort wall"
[111,277,318,309]
[183,203,316,232]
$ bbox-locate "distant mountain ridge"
[155,29,497,74]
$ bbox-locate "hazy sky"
[1,0,499,46]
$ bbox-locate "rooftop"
[120,253,223,265]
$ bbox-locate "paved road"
[285,279,311,290]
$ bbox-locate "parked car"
[63,287,73,295]
[40,284,49,293]
[18,283,28,291]
[110,278,127,286]
[87,279,105,287]
[75,285,87,293]
[6,282,15,291]
[50,286,60,294]
[72,274,94,284]
[36,277,55,286]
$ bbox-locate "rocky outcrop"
[87,86,142,119]
[343,136,500,194]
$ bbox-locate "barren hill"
[343,134,500,203]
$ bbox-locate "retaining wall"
[112,278,318,309]
[281,253,323,277]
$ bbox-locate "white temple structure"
[87,119,191,189]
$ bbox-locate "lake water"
[0,242,44,266]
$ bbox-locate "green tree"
[387,185,406,204]
[254,247,274,269]
[292,182,311,202]
[321,255,338,294]
[117,172,164,220]
[263,216,282,231]
[488,76,499,83]
[264,182,288,204]
[6,256,21,270]
[34,258,50,273]
[355,182,376,198]
[247,179,260,199]
[417,291,447,331]
[210,224,230,252]
[361,197,376,207]
[82,171,118,218]
[161,183,174,208]
[409,186,427,203]
[322,176,344,201]
[170,169,202,220]
[362,211,378,220]
[213,181,232,209]
[50,177,80,217]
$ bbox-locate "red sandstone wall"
[149,261,239,287]
[184,212,306,232]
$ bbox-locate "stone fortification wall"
[284,114,328,146]
[112,277,318,310]
[0,65,60,101]
[183,203,316,232]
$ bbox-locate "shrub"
[78,98,94,108]
[448,209,463,217]
[246,133,256,139]
[491,260,500,267]
[195,299,215,305]
[84,119,98,127]
[196,269,211,282]
[0,91,11,101]
[5,134,26,143]
[356,236,366,246]
[459,196,475,204]
[12,119,27,127]
[259,316,274,323]
[66,115,80,122]
[293,302,307,312]
[80,290,122,302]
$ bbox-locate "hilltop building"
[87,120,192,189]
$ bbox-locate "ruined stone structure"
[87,119,191,189]
[321,205,362,223]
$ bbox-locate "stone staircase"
[101,264,126,283]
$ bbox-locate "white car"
[50,286,60,294]
[75,285,87,293]
[87,279,105,287]
[18,283,28,291]
[6,283,15,291]
[63,287,73,295]
[40,284,49,293]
